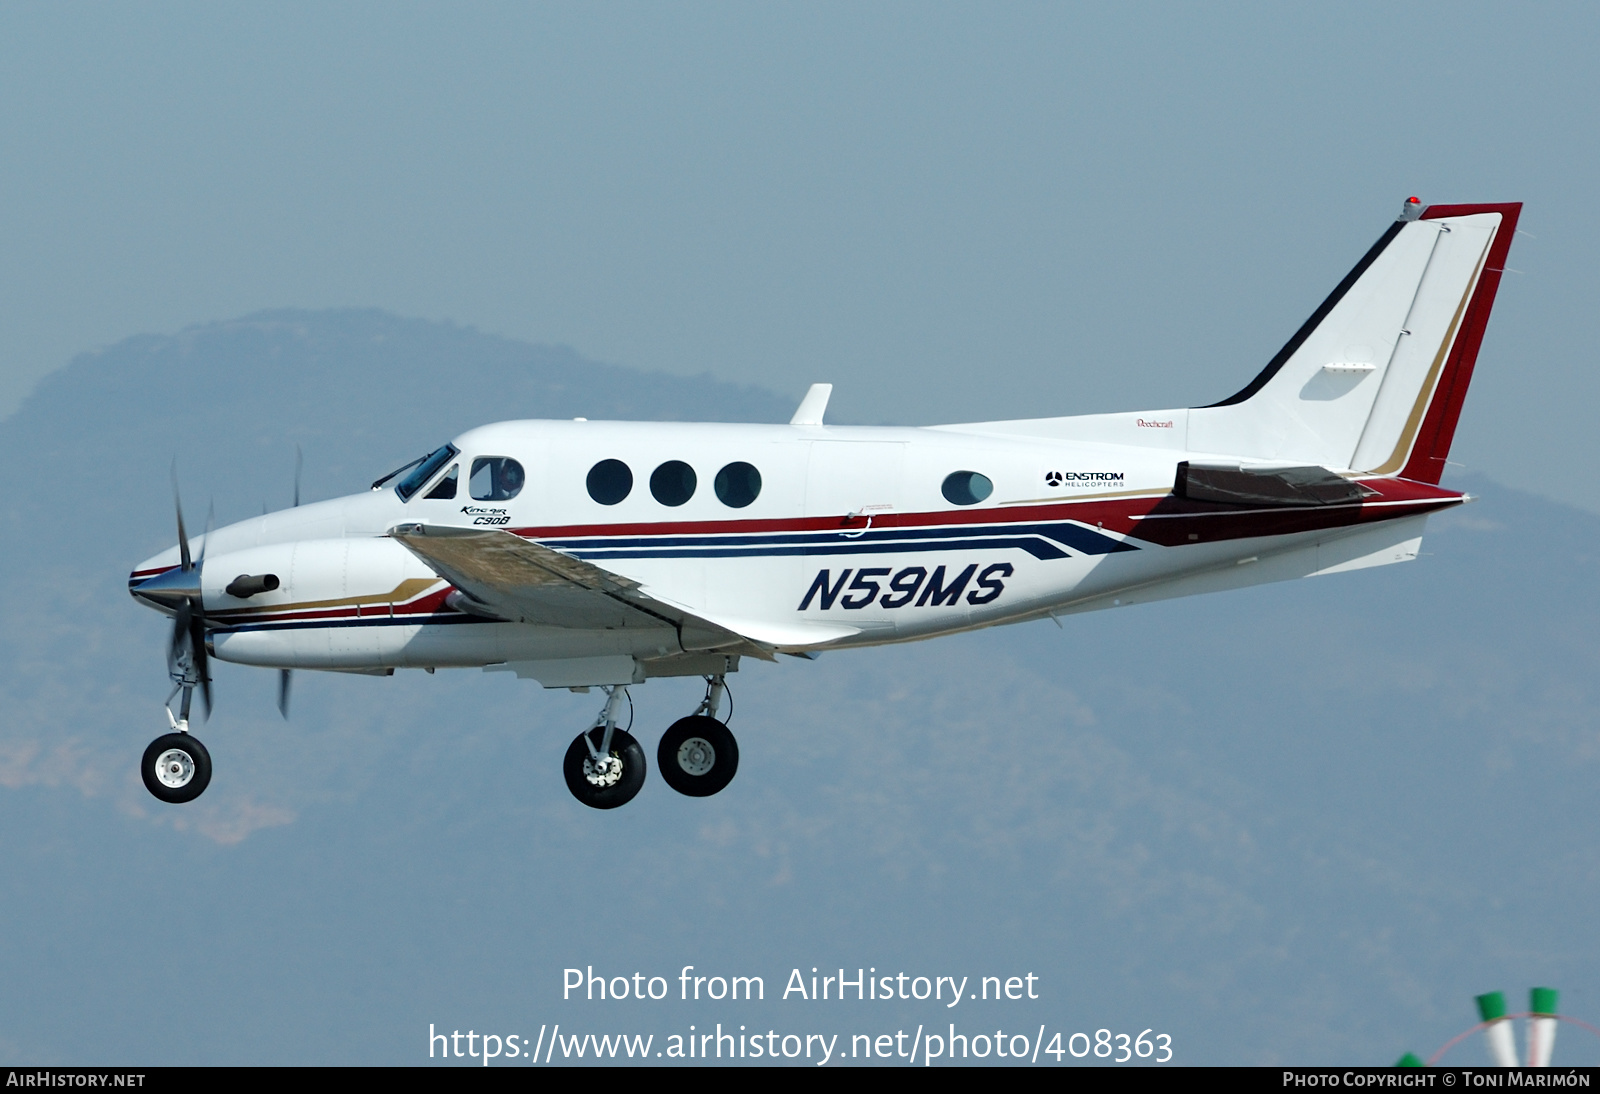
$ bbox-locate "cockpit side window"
[424,464,458,500]
[395,444,459,502]
[470,457,525,501]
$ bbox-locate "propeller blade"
[198,502,213,569]
[172,599,192,647]
[167,607,188,678]
[190,611,212,719]
[278,669,292,719]
[171,465,192,572]
[294,445,303,508]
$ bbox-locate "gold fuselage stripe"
[206,577,443,618]
[1000,488,1170,506]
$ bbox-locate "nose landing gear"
[142,683,212,804]
[657,675,739,798]
[142,730,212,804]
[138,484,216,804]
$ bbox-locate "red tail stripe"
[1405,202,1523,483]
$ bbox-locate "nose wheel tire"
[563,727,646,809]
[141,732,213,804]
[657,716,739,798]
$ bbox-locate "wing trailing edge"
[389,523,859,657]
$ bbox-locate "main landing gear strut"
[562,675,740,809]
[562,685,647,810]
[657,676,739,798]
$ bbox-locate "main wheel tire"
[141,732,213,804]
[563,727,646,809]
[657,716,739,797]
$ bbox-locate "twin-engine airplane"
[131,198,1520,809]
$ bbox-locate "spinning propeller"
[136,451,306,727]
[171,495,214,720]
[133,473,213,724]
[277,446,301,719]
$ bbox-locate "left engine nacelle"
[203,537,442,670]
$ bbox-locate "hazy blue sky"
[6,315,1600,1064]
[3,2,1598,508]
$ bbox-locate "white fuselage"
[130,414,1461,682]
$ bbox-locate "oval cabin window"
[586,459,633,505]
[650,461,697,507]
[713,462,762,508]
[941,470,993,506]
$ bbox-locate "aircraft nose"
[131,565,200,603]
[129,557,184,604]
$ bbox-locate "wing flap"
[392,523,636,593]
[389,523,857,653]
[390,522,702,634]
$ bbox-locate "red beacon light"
[1406,196,1422,205]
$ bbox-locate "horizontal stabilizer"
[1174,462,1374,507]
[1056,513,1430,616]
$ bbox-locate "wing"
[388,523,857,657]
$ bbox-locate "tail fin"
[1188,200,1521,483]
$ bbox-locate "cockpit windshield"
[392,444,459,502]
[371,455,425,490]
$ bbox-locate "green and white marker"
[1477,991,1519,1067]
[1527,987,1559,1067]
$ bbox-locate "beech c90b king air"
[130,198,1521,809]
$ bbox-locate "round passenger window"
[650,460,697,507]
[941,470,993,506]
[713,461,762,508]
[470,457,525,501]
[586,459,633,505]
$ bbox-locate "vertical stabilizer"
[1188,201,1520,482]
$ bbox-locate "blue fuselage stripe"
[206,522,1137,634]
[572,536,1071,560]
[544,520,1136,561]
